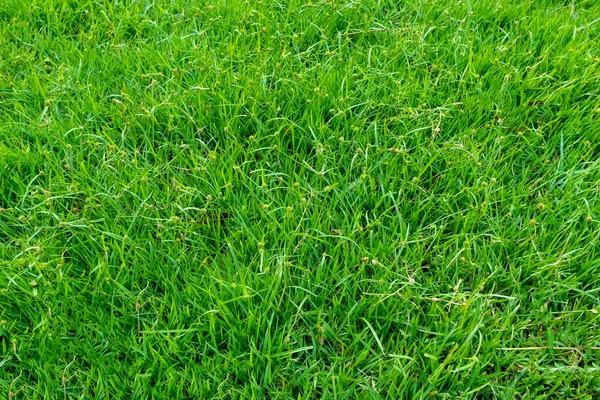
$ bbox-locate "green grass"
[1,0,600,398]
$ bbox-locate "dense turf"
[1,0,600,398]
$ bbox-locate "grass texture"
[1,0,600,398]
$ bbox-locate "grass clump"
[1,0,600,398]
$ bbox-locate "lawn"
[1,0,600,398]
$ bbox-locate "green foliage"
[1,0,599,398]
